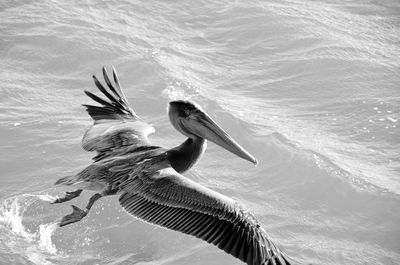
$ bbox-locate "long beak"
[182,114,258,165]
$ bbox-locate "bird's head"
[168,100,257,165]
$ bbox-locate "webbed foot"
[58,205,87,227]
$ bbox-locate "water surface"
[1,1,399,264]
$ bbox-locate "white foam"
[37,194,57,203]
[39,222,58,254]
[0,193,60,262]
[26,249,56,265]
[0,196,36,241]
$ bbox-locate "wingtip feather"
[83,67,139,121]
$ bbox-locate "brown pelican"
[53,67,292,265]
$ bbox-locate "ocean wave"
[1,0,399,264]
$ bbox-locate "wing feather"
[81,67,155,160]
[118,169,291,265]
[92,75,126,111]
[111,66,129,105]
[102,67,123,102]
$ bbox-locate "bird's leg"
[51,189,83,204]
[58,188,117,227]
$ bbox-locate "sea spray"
[0,193,61,264]
[38,194,58,203]
[39,222,58,254]
[0,195,36,241]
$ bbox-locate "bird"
[52,66,292,265]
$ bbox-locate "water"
[0,0,399,264]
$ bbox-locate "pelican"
[53,67,292,265]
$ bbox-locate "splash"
[0,194,38,241]
[39,222,58,254]
[0,193,61,264]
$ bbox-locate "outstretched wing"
[82,67,156,161]
[118,168,291,265]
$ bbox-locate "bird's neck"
[167,137,207,173]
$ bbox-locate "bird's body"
[53,67,292,265]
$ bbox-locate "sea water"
[0,0,399,264]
